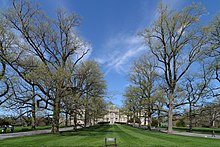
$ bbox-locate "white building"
[65,104,148,126]
[99,104,127,124]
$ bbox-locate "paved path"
[130,123,220,139]
[0,127,74,140]
[160,129,220,139]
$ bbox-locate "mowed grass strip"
[0,124,219,147]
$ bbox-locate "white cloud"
[94,0,185,76]
[95,33,146,75]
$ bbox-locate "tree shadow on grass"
[60,124,120,137]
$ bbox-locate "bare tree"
[141,3,207,133]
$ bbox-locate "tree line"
[0,0,107,134]
[123,3,220,133]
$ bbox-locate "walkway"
[1,125,220,140]
[161,129,220,139]
[130,123,220,139]
[0,127,73,140]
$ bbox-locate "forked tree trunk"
[167,92,174,134]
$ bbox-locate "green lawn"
[0,124,219,147]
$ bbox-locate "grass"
[0,124,219,147]
[0,126,51,134]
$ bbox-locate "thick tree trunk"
[51,99,60,134]
[167,92,174,134]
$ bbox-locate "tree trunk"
[31,85,36,130]
[73,113,77,131]
[69,114,72,126]
[31,99,36,130]
[189,102,192,132]
[157,109,161,127]
[167,92,174,134]
[147,111,152,130]
[84,109,87,127]
[65,112,68,127]
[144,111,147,125]
[51,98,60,134]
[133,111,135,127]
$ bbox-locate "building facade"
[98,104,127,124]
[64,104,148,126]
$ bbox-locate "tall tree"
[130,54,158,130]
[5,77,39,129]
[0,0,89,133]
[75,60,106,127]
[141,3,207,133]
[208,13,220,96]
[0,16,13,104]
[124,85,142,127]
[183,63,212,132]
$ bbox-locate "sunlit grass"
[0,124,219,147]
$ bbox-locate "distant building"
[98,104,127,124]
[64,104,148,126]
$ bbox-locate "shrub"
[97,121,110,125]
[151,118,158,127]
[176,119,186,127]
[115,122,126,124]
[128,117,141,124]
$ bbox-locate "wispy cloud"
[95,33,146,75]
[94,0,186,76]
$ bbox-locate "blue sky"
[1,0,220,107]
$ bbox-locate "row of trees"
[123,3,220,133]
[0,0,107,134]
